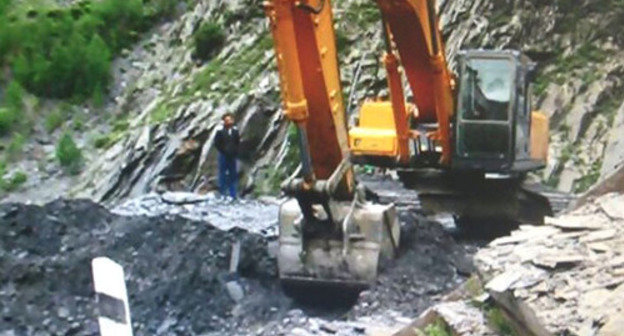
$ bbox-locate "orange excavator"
[263,0,551,289]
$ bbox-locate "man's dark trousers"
[218,153,237,198]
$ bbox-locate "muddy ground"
[0,178,485,336]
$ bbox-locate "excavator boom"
[264,0,400,290]
[376,0,455,164]
[264,0,351,191]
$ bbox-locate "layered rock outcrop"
[72,0,624,202]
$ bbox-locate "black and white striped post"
[91,257,133,336]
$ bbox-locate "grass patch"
[424,319,452,336]
[0,161,27,192]
[56,132,83,174]
[45,109,65,133]
[2,171,27,192]
[559,143,575,164]
[596,85,624,124]
[335,27,349,56]
[4,132,25,161]
[193,22,226,62]
[0,107,17,136]
[465,275,485,298]
[0,81,25,136]
[93,115,131,148]
[487,307,518,336]
[149,99,178,124]
[532,74,549,98]
[93,134,113,149]
[573,159,602,193]
[187,33,273,97]
[343,1,381,26]
[544,173,560,188]
[549,43,609,85]
[72,112,86,131]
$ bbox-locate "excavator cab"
[453,50,548,173]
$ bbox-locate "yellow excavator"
[262,0,551,290]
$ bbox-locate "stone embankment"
[474,192,624,336]
[393,190,624,336]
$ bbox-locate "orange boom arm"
[375,0,455,165]
[264,0,353,197]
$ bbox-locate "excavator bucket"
[277,199,400,289]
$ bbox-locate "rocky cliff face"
[74,0,289,201]
[72,0,624,202]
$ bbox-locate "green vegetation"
[343,1,381,26]
[424,319,452,336]
[543,43,611,87]
[0,107,16,136]
[556,44,607,74]
[92,115,130,148]
[545,173,560,189]
[0,171,27,192]
[193,22,226,62]
[45,109,65,133]
[4,132,25,162]
[93,134,112,149]
[487,307,517,336]
[574,159,602,193]
[465,275,485,298]
[0,0,183,101]
[0,81,25,135]
[596,85,624,124]
[532,75,549,98]
[0,160,27,192]
[56,132,83,174]
[148,32,273,124]
[150,99,178,124]
[335,28,350,56]
[189,33,272,94]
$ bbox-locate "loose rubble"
[112,192,280,236]
[395,300,497,336]
[0,184,479,335]
[0,199,280,336]
[475,192,624,336]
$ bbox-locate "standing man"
[215,113,240,199]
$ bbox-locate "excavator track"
[363,174,575,222]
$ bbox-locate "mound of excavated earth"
[475,193,624,336]
[0,189,476,336]
[0,199,280,336]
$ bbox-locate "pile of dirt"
[0,186,479,335]
[0,199,279,336]
[350,210,475,320]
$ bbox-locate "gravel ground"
[0,180,479,336]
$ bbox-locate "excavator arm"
[264,0,352,196]
[376,0,455,165]
[264,0,400,290]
